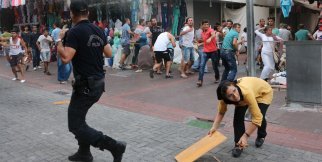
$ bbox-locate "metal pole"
[246,0,255,76]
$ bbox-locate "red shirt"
[202,28,218,52]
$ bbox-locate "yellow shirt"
[218,77,273,127]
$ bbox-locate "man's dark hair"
[43,28,49,32]
[185,17,192,23]
[243,27,247,33]
[124,18,130,23]
[201,19,209,25]
[268,17,275,21]
[213,24,220,31]
[70,0,88,17]
[139,19,145,25]
[227,19,233,24]
[11,27,19,33]
[233,23,241,28]
[3,27,8,32]
[53,22,61,28]
[150,17,157,21]
[165,27,171,32]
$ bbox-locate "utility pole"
[246,0,256,76]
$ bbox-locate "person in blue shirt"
[221,23,241,81]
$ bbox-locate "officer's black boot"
[68,144,93,162]
[96,135,127,162]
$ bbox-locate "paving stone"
[0,77,321,162]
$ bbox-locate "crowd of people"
[0,14,320,85]
[0,20,72,84]
[0,0,321,160]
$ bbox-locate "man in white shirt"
[180,17,195,78]
[37,28,53,75]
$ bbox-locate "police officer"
[57,1,126,162]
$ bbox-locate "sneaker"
[37,66,42,69]
[60,81,67,84]
[46,72,52,75]
[255,138,265,148]
[214,78,220,83]
[12,78,17,81]
[180,74,188,79]
[68,151,93,162]
[149,69,154,78]
[135,69,143,73]
[33,67,37,71]
[125,65,132,70]
[232,147,243,158]
[20,80,26,83]
[111,141,127,162]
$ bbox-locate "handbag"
[270,43,280,64]
[270,43,281,71]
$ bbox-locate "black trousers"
[68,77,115,147]
[132,44,141,65]
[233,103,269,143]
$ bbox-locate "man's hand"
[206,38,211,44]
[237,134,249,148]
[208,126,217,137]
[59,29,68,40]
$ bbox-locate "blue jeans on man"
[220,49,237,81]
[198,50,220,82]
[182,46,194,63]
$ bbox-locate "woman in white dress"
[255,26,283,81]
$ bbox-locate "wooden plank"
[175,131,227,162]
[53,100,70,105]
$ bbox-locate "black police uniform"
[65,20,125,162]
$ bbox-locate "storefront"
[1,0,190,36]
[1,0,69,31]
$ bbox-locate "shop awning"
[207,0,321,10]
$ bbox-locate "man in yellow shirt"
[208,77,273,157]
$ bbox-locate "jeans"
[233,103,269,143]
[31,48,40,68]
[132,44,141,65]
[198,51,220,81]
[182,46,194,63]
[192,47,208,72]
[68,78,106,146]
[57,56,72,81]
[220,49,237,81]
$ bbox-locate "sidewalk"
[0,55,322,159]
[1,77,322,162]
